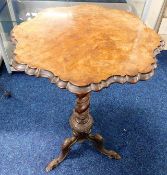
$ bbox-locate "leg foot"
[88,134,121,160]
[46,136,77,172]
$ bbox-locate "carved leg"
[46,136,78,172]
[88,134,121,160]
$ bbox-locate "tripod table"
[11,4,163,172]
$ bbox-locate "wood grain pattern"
[12,4,161,86]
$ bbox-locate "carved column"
[70,93,93,134]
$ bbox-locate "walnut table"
[11,4,164,172]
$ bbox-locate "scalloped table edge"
[11,40,165,94]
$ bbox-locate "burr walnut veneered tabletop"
[11,4,163,172]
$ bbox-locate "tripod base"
[46,132,121,172]
[46,93,121,172]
